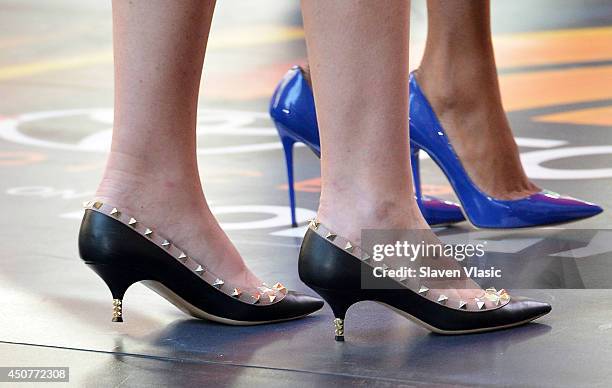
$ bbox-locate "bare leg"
[302,0,424,240]
[416,0,539,199]
[301,0,490,304]
[96,0,261,288]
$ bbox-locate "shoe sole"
[143,280,314,326]
[381,302,548,335]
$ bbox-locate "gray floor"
[1,1,611,387]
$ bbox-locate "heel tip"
[112,317,124,323]
[291,222,298,228]
[334,336,344,342]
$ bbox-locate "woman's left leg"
[415,0,538,200]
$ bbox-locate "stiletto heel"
[270,66,467,227]
[84,263,144,322]
[410,137,464,225]
[79,201,323,325]
[299,220,551,340]
[409,72,602,228]
[410,145,423,209]
[277,125,298,227]
[309,286,358,341]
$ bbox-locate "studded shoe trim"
[308,219,510,312]
[83,200,287,306]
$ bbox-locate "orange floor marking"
[277,177,321,193]
[499,65,612,112]
[0,151,46,166]
[201,61,304,101]
[533,105,612,127]
[278,177,453,196]
[494,26,612,69]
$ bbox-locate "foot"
[414,68,539,200]
[318,196,499,308]
[95,152,264,291]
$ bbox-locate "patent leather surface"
[270,66,466,227]
[409,73,603,228]
[299,228,551,333]
[79,209,323,323]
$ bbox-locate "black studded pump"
[78,201,323,324]
[299,220,551,340]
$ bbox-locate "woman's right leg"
[301,0,425,237]
[96,0,261,288]
[301,0,489,304]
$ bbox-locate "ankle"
[414,59,499,114]
[414,65,509,142]
[96,164,207,224]
[317,193,427,244]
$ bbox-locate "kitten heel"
[79,202,323,325]
[310,287,360,341]
[84,263,145,322]
[299,220,551,339]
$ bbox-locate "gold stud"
[418,286,429,295]
[178,252,187,262]
[334,318,344,341]
[161,240,171,248]
[269,294,277,303]
[344,242,354,252]
[476,299,486,310]
[437,294,448,304]
[213,278,224,288]
[309,219,320,230]
[484,293,497,302]
[458,300,467,310]
[272,282,287,292]
[110,208,120,217]
[325,232,337,241]
[194,265,204,274]
[231,288,241,297]
[493,298,501,306]
[144,228,153,237]
[128,218,138,227]
[93,201,103,209]
[252,293,261,304]
[362,253,371,261]
[112,298,123,322]
[498,289,510,301]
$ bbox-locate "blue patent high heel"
[409,72,602,228]
[270,66,466,227]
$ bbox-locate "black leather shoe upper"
[299,227,551,333]
[79,207,323,323]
